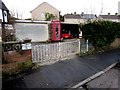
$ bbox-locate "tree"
[10,8,24,20]
[45,12,56,21]
[117,22,120,38]
[60,15,64,21]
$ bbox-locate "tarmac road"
[2,48,120,89]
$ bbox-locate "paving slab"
[86,66,120,88]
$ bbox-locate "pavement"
[86,65,120,88]
[2,48,120,89]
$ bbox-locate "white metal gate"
[32,39,80,65]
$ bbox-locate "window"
[3,11,8,22]
[0,10,3,22]
[41,12,45,19]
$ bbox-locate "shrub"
[81,20,120,50]
[45,12,56,21]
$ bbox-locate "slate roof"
[81,14,97,19]
[0,1,9,11]
[64,14,97,19]
[99,15,118,19]
[64,14,81,19]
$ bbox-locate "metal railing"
[32,39,80,65]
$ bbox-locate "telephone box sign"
[50,20,61,41]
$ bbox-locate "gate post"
[78,39,81,56]
[86,39,88,52]
[58,42,61,60]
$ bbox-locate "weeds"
[2,60,38,82]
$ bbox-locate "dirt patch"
[3,50,32,63]
[2,62,20,74]
[2,50,33,81]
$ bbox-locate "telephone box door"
[51,20,61,41]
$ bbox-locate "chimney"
[95,14,97,18]
[108,13,110,15]
[74,12,76,14]
[81,12,84,16]
[81,12,84,15]
[115,13,118,15]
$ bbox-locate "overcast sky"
[2,0,120,19]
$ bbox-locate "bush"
[81,20,120,50]
[45,12,56,21]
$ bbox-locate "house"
[64,12,81,24]
[118,1,120,15]
[64,12,97,23]
[0,1,10,42]
[80,12,97,23]
[0,1,15,42]
[98,13,119,22]
[30,2,60,21]
[118,1,120,22]
[0,1,10,23]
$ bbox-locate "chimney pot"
[108,13,110,15]
[115,13,118,15]
[74,12,76,14]
[81,12,84,15]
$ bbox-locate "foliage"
[9,16,19,22]
[2,60,38,82]
[18,60,34,71]
[81,20,120,49]
[45,12,56,21]
[60,15,64,21]
[117,23,120,38]
[5,34,17,42]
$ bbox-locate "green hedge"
[81,20,120,49]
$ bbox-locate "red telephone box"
[50,20,61,41]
